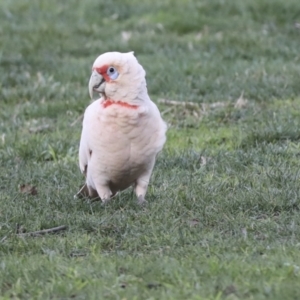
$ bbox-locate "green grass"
[1,0,300,299]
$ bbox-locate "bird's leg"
[135,176,150,205]
[74,184,101,203]
[94,184,112,204]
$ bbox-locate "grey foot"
[75,184,101,201]
[74,184,89,199]
[137,195,148,206]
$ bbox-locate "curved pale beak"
[88,70,105,99]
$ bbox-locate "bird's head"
[89,51,147,103]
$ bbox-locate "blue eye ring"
[107,66,119,80]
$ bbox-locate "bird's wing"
[78,100,100,175]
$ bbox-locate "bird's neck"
[102,77,149,109]
[102,99,139,109]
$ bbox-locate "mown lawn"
[1,0,300,299]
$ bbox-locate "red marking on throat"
[103,99,138,109]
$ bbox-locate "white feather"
[78,52,167,204]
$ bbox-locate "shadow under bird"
[76,51,167,205]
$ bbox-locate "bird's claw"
[137,196,148,206]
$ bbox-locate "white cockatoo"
[77,51,167,204]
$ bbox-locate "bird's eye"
[107,66,119,80]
